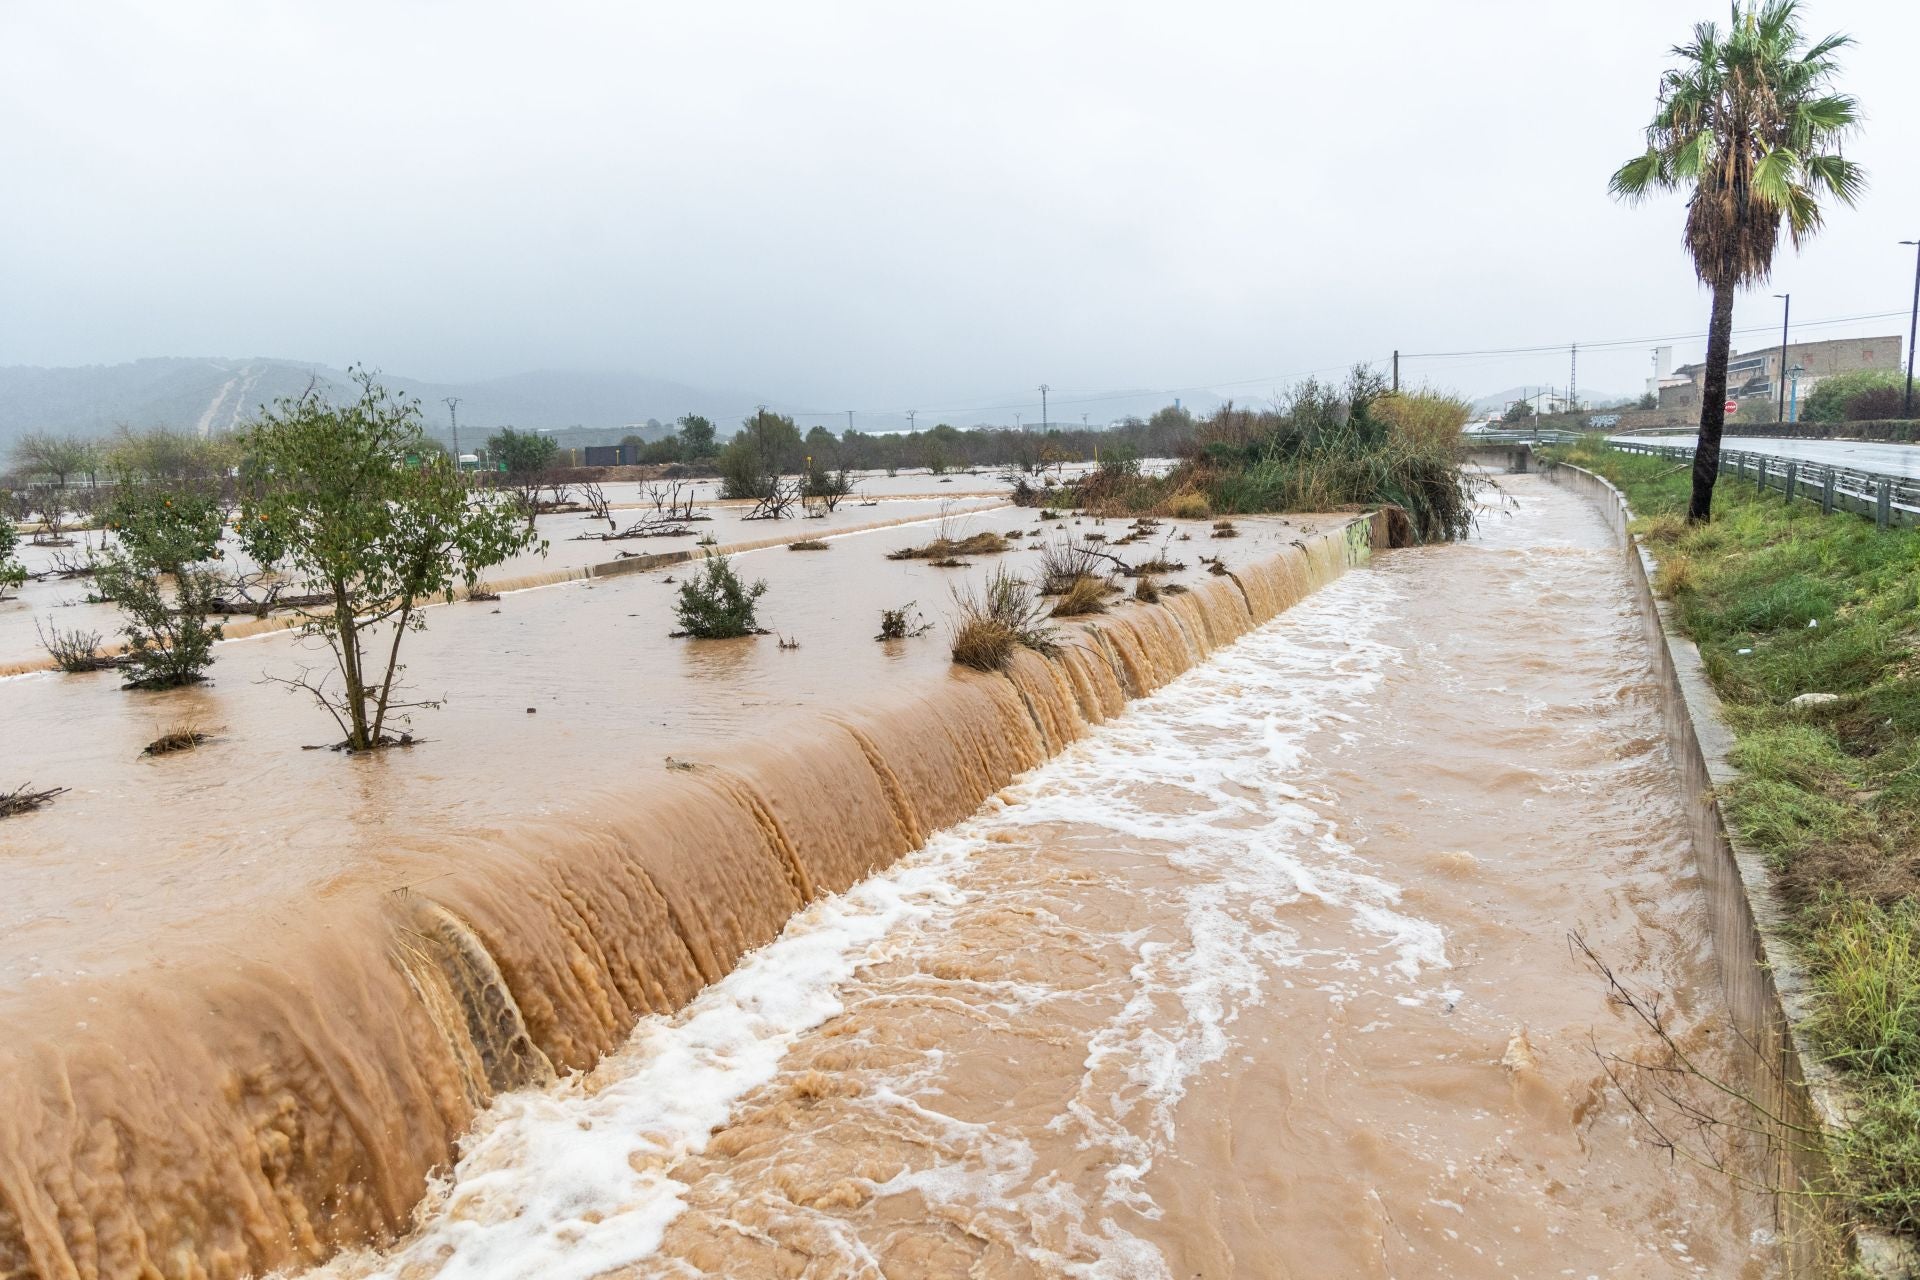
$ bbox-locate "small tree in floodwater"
[239,371,542,751]
[672,553,767,638]
[0,512,25,599]
[95,485,227,688]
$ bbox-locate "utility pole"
[1392,350,1399,392]
[1569,343,1577,410]
[1774,293,1792,423]
[1903,241,1920,417]
[846,409,854,435]
[443,396,462,469]
[1014,412,1022,432]
[906,409,917,433]
[1038,384,1049,432]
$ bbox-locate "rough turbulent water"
[300,476,1778,1280]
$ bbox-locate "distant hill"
[0,357,1253,452]
[1469,385,1639,416]
[0,357,763,450]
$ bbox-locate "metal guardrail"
[1609,438,1920,530]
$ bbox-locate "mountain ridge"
[0,357,761,448]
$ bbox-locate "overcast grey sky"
[2,1,1916,416]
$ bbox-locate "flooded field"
[292,475,1773,1279]
[0,490,1009,672]
[0,495,1346,1278]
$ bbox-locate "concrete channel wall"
[1499,445,1917,1277]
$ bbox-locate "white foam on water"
[309,563,1449,1280]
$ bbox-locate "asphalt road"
[1610,432,1920,479]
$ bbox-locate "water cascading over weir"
[0,517,1380,1280]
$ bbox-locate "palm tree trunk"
[1691,278,1738,522]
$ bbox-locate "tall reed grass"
[1038,370,1480,541]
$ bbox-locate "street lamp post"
[1773,293,1791,424]
[1902,240,1920,417]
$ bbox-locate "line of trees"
[700,405,1200,486]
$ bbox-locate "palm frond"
[1610,150,1668,200]
[1751,146,1800,206]
[1611,0,1862,288]
[1804,152,1866,205]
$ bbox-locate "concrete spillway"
[1,507,1381,1278]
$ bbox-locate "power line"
[727,305,1908,429]
[1401,308,1908,361]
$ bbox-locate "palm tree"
[1611,1,1864,522]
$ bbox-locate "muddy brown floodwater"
[0,499,1351,1278]
[303,474,1779,1280]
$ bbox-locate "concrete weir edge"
[1527,452,1919,1278]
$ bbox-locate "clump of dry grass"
[1212,519,1239,538]
[1050,575,1109,617]
[888,530,1008,561]
[1165,491,1211,520]
[787,539,830,551]
[1635,513,1689,546]
[1654,552,1695,598]
[144,720,216,756]
[951,568,1058,672]
[1039,537,1110,592]
[1127,553,1185,576]
[1133,576,1161,603]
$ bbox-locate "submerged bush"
[888,530,1008,561]
[1039,537,1110,592]
[876,601,933,640]
[0,514,23,598]
[96,486,227,689]
[950,568,1057,672]
[1050,574,1108,618]
[36,620,118,673]
[95,557,224,689]
[673,553,768,638]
